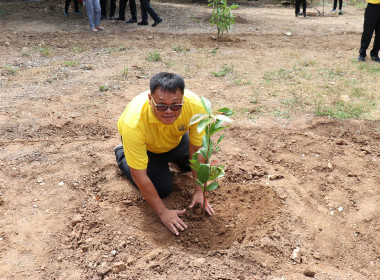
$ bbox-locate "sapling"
[189,97,234,219]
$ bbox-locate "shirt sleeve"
[121,125,148,170]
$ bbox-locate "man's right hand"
[159,209,187,235]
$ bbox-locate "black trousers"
[116,133,191,198]
[295,0,306,15]
[333,0,342,10]
[118,0,137,20]
[65,0,79,12]
[140,0,160,23]
[100,0,116,17]
[359,3,380,57]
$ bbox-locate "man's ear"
[148,93,152,104]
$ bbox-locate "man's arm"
[129,167,188,235]
[188,142,216,215]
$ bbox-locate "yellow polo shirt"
[117,89,206,170]
[367,0,380,4]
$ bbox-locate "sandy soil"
[0,0,379,279]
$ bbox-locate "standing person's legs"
[139,0,149,23]
[100,0,107,17]
[302,0,306,16]
[333,0,338,10]
[65,0,71,13]
[110,0,116,17]
[145,0,160,22]
[295,0,301,15]
[117,0,127,20]
[360,4,377,58]
[93,0,102,26]
[370,5,380,58]
[129,0,137,21]
[84,0,95,29]
[339,0,343,10]
[74,0,80,12]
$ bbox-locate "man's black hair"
[150,72,185,95]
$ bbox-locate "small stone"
[97,266,111,276]
[285,32,292,36]
[338,206,344,212]
[58,182,65,187]
[304,269,316,277]
[112,262,126,273]
[292,247,301,263]
[268,174,285,180]
[327,162,333,169]
[195,257,206,264]
[111,250,117,256]
[37,177,44,183]
[71,214,83,226]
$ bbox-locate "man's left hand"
[189,190,215,216]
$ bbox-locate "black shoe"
[74,10,81,14]
[100,15,107,20]
[126,18,137,23]
[152,18,162,27]
[114,17,125,21]
[113,145,123,155]
[358,55,366,62]
[303,12,306,17]
[138,21,148,25]
[109,15,115,20]
[371,55,380,63]
[295,11,302,17]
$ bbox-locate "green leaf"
[216,114,232,123]
[217,134,225,144]
[199,147,208,160]
[197,117,212,134]
[208,166,225,180]
[206,182,219,191]
[201,97,212,115]
[217,108,234,117]
[190,113,208,126]
[194,178,204,187]
[197,164,210,183]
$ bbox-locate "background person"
[64,0,81,16]
[330,0,343,15]
[358,0,380,62]
[295,0,306,17]
[100,0,116,20]
[114,72,214,235]
[84,0,105,32]
[114,0,137,23]
[138,0,162,26]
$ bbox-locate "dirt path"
[0,1,379,279]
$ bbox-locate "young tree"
[189,97,234,219]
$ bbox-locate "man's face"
[149,87,184,125]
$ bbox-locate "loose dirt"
[0,0,379,279]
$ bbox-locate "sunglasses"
[151,97,183,112]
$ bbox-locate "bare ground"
[0,0,379,279]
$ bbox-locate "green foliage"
[35,46,50,57]
[122,66,129,77]
[99,85,109,92]
[4,65,18,75]
[189,97,234,218]
[172,44,189,52]
[208,0,238,40]
[147,50,161,62]
[315,100,370,119]
[63,61,79,67]
[212,64,234,77]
